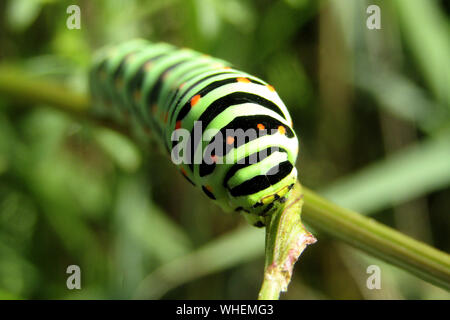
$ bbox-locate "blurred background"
[0,0,449,299]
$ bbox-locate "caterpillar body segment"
[90,40,299,227]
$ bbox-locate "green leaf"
[393,0,450,105]
[6,0,43,32]
[133,225,265,299]
[95,128,141,173]
[321,131,450,214]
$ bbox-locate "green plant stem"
[0,66,89,114]
[0,66,129,136]
[302,188,450,290]
[1,66,449,291]
[258,181,316,300]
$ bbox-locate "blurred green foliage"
[0,0,449,299]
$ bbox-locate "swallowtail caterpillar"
[89,39,299,227]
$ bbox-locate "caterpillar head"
[228,155,298,227]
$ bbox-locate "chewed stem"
[258,181,316,300]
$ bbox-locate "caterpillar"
[89,39,299,227]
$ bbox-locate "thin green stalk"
[0,66,89,114]
[0,66,129,136]
[1,66,449,292]
[258,181,316,300]
[302,188,450,290]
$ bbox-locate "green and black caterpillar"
[89,39,299,227]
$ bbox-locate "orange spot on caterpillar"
[226,136,235,145]
[191,94,201,107]
[278,125,286,135]
[237,77,250,83]
[179,82,186,89]
[257,123,265,130]
[267,84,275,92]
[223,66,231,70]
[211,155,218,163]
[205,185,213,192]
[180,167,187,176]
[175,120,182,130]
